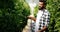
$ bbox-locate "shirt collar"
[39,9,45,12]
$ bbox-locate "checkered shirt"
[31,9,50,32]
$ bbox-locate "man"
[28,0,50,32]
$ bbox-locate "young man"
[28,0,50,32]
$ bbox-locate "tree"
[0,0,30,32]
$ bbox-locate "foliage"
[0,0,30,32]
[0,0,60,32]
[34,5,39,17]
[46,0,60,32]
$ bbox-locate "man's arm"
[38,26,47,32]
[27,16,36,22]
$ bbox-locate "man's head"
[39,0,46,10]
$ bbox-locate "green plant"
[0,0,30,32]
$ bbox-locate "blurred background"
[0,0,60,32]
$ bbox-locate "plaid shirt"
[31,9,50,32]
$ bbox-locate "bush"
[46,0,60,32]
[0,0,30,32]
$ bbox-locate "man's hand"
[27,15,34,19]
[37,26,47,32]
[27,15,36,21]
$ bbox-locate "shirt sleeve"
[44,12,50,27]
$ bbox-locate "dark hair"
[39,0,46,5]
